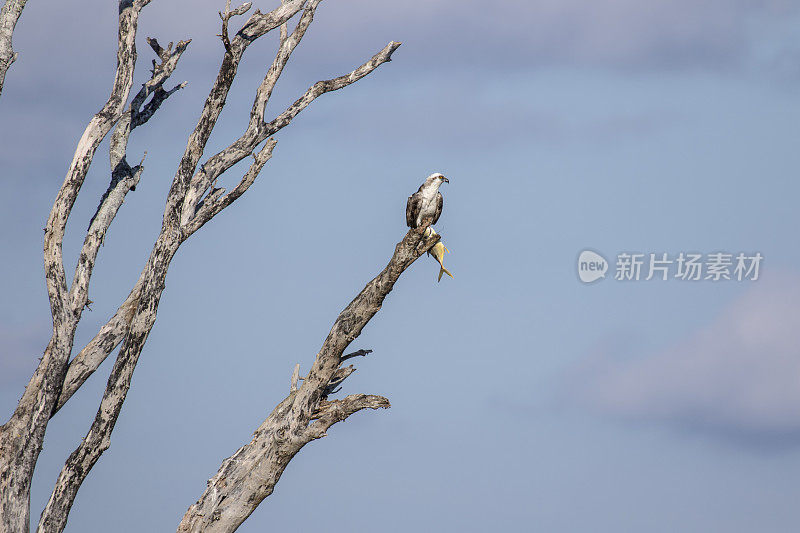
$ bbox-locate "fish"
[429,240,453,282]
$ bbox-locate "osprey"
[406,173,449,229]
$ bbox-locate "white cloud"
[571,275,800,444]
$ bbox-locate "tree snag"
[0,0,28,98]
[0,2,426,532]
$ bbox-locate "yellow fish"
[428,240,453,282]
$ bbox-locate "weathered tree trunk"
[1,1,408,532]
[0,0,27,98]
[178,228,440,532]
[1,5,152,531]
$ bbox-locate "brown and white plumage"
[406,173,449,228]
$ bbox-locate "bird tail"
[438,265,453,282]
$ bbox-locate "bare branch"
[0,3,153,530]
[52,278,143,416]
[219,1,252,51]
[145,36,169,61]
[178,227,439,533]
[43,0,147,329]
[129,38,190,128]
[42,3,396,524]
[323,365,356,397]
[38,227,184,533]
[307,394,390,434]
[183,138,277,236]
[0,0,28,98]
[264,41,401,138]
[181,37,400,227]
[22,14,186,533]
[289,364,300,393]
[43,38,191,422]
[41,3,396,529]
[3,2,406,531]
[236,0,306,43]
[167,0,306,225]
[38,301,164,533]
[250,0,321,124]
[180,0,321,225]
[340,348,372,362]
[70,38,189,319]
[131,81,187,129]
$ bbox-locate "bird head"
[425,173,449,187]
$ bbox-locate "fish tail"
[438,266,453,282]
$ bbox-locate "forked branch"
[1,3,160,532]
[39,27,191,533]
[40,2,403,532]
[3,2,407,533]
[52,37,190,418]
[177,227,440,533]
[219,0,252,51]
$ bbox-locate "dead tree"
[0,1,441,532]
[0,0,28,98]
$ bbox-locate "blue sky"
[2,1,800,531]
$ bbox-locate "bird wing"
[431,192,443,225]
[406,193,422,227]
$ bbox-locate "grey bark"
[0,0,27,99]
[37,38,189,533]
[1,4,153,531]
[177,228,440,533]
[1,1,407,532]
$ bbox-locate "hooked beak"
[442,176,449,183]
